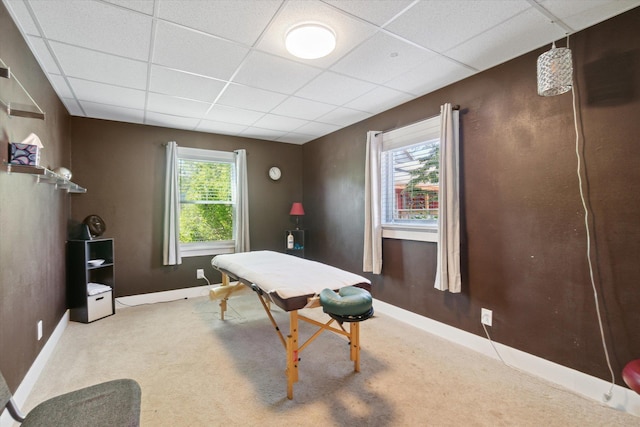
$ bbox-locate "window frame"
[380,116,440,243]
[177,147,236,257]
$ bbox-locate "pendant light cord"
[569,35,616,401]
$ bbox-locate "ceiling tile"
[252,113,308,132]
[49,42,148,90]
[216,83,288,112]
[330,31,435,84]
[145,111,200,130]
[4,0,636,144]
[47,74,74,99]
[102,0,155,15]
[69,78,146,109]
[539,0,640,30]
[294,121,342,136]
[157,0,282,46]
[323,0,415,26]
[149,65,227,103]
[146,92,211,117]
[61,97,83,116]
[80,100,145,123]
[29,0,152,60]
[240,127,288,141]
[385,0,531,53]
[383,56,476,96]
[445,8,566,71]
[4,0,40,35]
[345,86,413,114]
[271,96,336,120]
[255,0,377,68]
[317,106,372,126]
[233,51,323,94]
[196,119,247,135]
[205,105,264,126]
[276,132,314,144]
[152,21,250,80]
[27,36,61,74]
[295,71,376,105]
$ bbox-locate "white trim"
[115,285,211,308]
[1,311,70,427]
[382,225,438,242]
[373,298,640,417]
[179,241,234,257]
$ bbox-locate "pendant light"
[537,41,573,96]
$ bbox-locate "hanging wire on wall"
[485,36,623,403]
[535,35,617,402]
[568,50,616,404]
[537,41,573,96]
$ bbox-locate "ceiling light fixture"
[285,23,336,59]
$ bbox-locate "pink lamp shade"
[289,202,305,216]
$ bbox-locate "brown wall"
[2,0,639,396]
[0,4,71,390]
[303,9,640,385]
[69,118,303,296]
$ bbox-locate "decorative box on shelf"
[9,142,40,165]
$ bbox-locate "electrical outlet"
[37,320,43,341]
[196,269,205,279]
[481,308,492,326]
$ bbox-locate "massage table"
[210,250,372,399]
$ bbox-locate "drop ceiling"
[3,0,639,144]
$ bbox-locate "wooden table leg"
[286,311,299,399]
[220,273,229,320]
[350,322,360,372]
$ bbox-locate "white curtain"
[163,141,181,265]
[234,149,250,253]
[363,131,383,274]
[434,103,461,292]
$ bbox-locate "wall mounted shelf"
[3,163,86,193]
[0,58,45,120]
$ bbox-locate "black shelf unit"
[285,229,305,258]
[67,238,115,323]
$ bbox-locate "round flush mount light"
[285,23,336,59]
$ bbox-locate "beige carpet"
[24,294,638,426]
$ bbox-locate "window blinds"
[382,116,440,151]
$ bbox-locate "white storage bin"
[87,291,113,322]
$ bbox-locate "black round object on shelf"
[83,214,106,238]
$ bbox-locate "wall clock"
[269,166,282,181]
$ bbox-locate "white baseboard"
[373,298,640,418]
[1,310,69,427]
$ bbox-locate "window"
[381,116,440,242]
[177,147,236,257]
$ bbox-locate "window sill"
[180,241,235,258]
[382,225,437,243]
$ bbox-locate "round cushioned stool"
[319,286,373,323]
[623,359,640,394]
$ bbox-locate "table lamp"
[289,202,305,229]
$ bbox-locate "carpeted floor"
[24,294,639,426]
